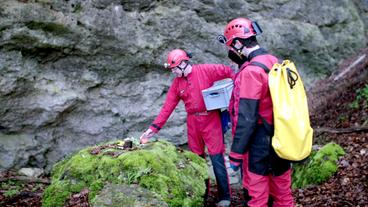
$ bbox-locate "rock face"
[42,140,208,207]
[0,0,367,170]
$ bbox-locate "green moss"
[42,180,72,207]
[292,142,345,189]
[42,140,208,207]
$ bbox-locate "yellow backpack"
[250,60,313,161]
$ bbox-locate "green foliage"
[349,84,368,109]
[4,189,20,197]
[292,142,345,189]
[1,180,24,198]
[42,140,208,207]
[357,84,368,101]
[337,114,347,123]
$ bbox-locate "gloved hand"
[140,128,155,144]
[230,162,240,172]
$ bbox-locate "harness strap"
[248,61,270,73]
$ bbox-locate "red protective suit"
[229,48,293,207]
[150,64,233,155]
[149,64,233,201]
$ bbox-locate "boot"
[267,196,273,207]
[217,199,231,207]
[243,188,251,207]
[203,178,210,200]
[243,188,273,207]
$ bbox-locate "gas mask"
[172,61,191,77]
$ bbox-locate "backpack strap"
[253,59,298,89]
[248,61,270,73]
[248,61,273,135]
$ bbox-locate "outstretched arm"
[140,80,180,143]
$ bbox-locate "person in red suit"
[140,49,233,207]
[222,18,294,207]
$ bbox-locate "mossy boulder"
[292,142,345,189]
[42,139,208,207]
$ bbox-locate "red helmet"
[223,18,260,46]
[164,49,190,69]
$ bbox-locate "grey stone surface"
[92,183,168,207]
[0,0,367,171]
[18,167,44,178]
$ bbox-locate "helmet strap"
[231,43,246,57]
[231,38,245,55]
[229,40,249,65]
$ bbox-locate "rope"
[286,68,298,89]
